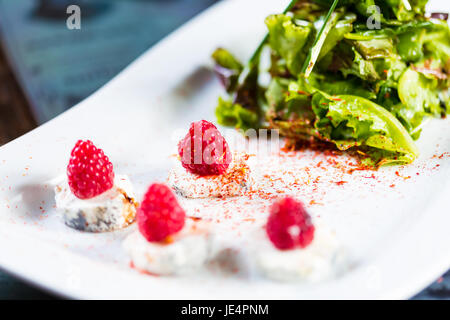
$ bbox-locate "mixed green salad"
[212,0,450,166]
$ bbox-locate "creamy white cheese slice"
[54,175,137,232]
[168,152,252,198]
[123,219,212,276]
[248,223,346,282]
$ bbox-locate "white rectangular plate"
[0,0,449,299]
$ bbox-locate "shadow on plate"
[15,183,54,220]
[171,66,215,100]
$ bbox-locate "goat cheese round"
[123,219,211,276]
[168,152,252,198]
[54,175,137,232]
[249,224,344,282]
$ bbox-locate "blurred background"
[0,0,448,299]
[0,0,219,126]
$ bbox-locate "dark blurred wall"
[0,0,219,123]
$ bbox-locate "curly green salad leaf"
[212,0,450,166]
[312,93,419,165]
[265,14,313,76]
[212,48,243,93]
[215,97,259,132]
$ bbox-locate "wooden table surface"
[0,43,448,300]
[0,45,36,145]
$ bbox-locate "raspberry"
[67,140,115,199]
[266,197,315,250]
[178,120,232,176]
[137,183,186,242]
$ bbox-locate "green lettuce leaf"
[212,0,447,167]
[384,0,428,21]
[373,54,407,87]
[318,12,356,61]
[353,0,377,18]
[422,20,450,64]
[212,48,244,93]
[396,67,442,137]
[333,41,406,85]
[309,73,377,99]
[265,14,313,76]
[397,19,450,64]
[312,93,419,165]
[352,38,394,60]
[340,46,381,81]
[266,77,316,121]
[264,77,319,139]
[215,97,259,132]
[397,28,426,62]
